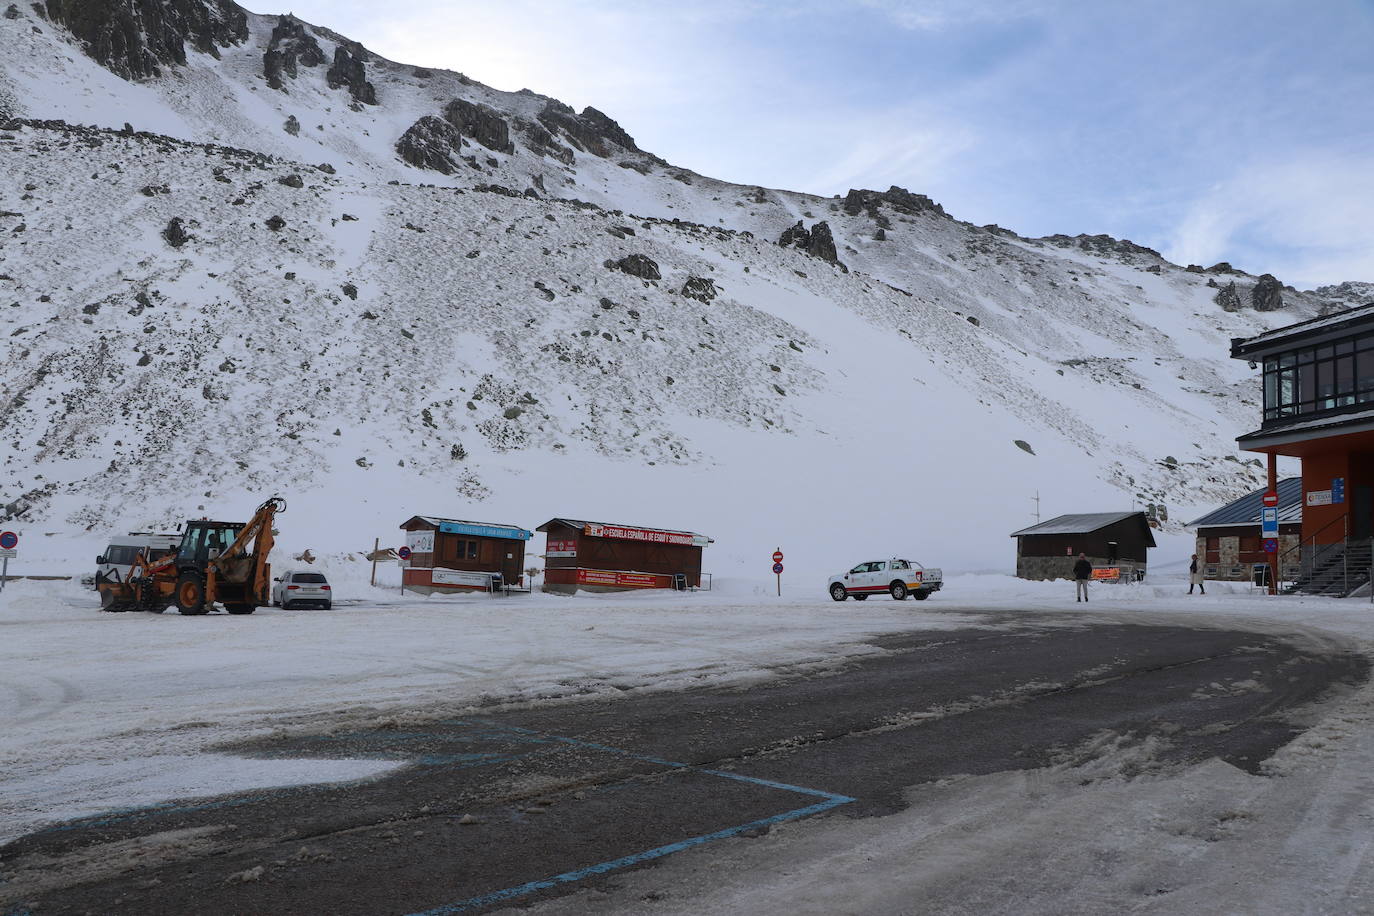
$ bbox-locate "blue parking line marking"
[409,794,853,915]
[409,719,857,915]
[25,716,855,915]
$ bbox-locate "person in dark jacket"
[1188,554,1205,594]
[1073,553,1093,601]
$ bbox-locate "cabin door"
[501,548,523,587]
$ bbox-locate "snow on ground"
[4,565,1373,860]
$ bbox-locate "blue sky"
[273,0,1374,288]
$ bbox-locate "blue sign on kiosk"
[1333,477,1345,504]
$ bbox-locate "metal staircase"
[1285,538,1374,597]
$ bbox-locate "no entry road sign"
[1262,491,1278,508]
[772,550,784,563]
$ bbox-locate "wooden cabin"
[1010,512,1154,581]
[536,518,711,594]
[399,516,532,594]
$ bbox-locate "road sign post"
[1261,496,1279,594]
[397,545,412,595]
[772,548,784,597]
[0,531,17,594]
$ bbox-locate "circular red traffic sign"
[397,546,412,560]
[1262,491,1278,507]
[772,563,784,574]
[772,550,784,563]
[0,531,17,549]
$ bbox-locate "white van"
[95,533,182,587]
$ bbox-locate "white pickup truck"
[828,558,943,601]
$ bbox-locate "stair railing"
[1278,511,1348,592]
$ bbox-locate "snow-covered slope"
[0,1,1364,578]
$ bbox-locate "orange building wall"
[1302,450,1358,544]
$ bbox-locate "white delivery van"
[95,533,182,587]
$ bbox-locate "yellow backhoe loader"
[97,496,285,615]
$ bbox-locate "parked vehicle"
[828,558,943,601]
[95,533,181,589]
[96,496,285,615]
[273,570,332,609]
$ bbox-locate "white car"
[95,533,181,589]
[829,558,943,601]
[272,570,333,609]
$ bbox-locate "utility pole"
[1031,491,1041,524]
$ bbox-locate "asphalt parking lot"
[1,614,1366,915]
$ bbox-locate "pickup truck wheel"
[912,590,929,600]
[829,583,848,602]
[889,581,908,600]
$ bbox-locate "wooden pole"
[370,537,379,588]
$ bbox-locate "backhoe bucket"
[98,581,136,612]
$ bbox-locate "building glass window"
[1262,330,1374,420]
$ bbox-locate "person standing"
[1188,554,1206,595]
[1073,553,1092,602]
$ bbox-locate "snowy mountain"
[0,0,1365,577]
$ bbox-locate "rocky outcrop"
[578,106,637,152]
[326,41,376,105]
[605,254,660,280]
[395,116,464,174]
[515,117,574,164]
[442,99,513,154]
[1214,280,1242,312]
[44,0,248,80]
[536,100,637,158]
[4,4,20,18]
[1314,280,1374,308]
[681,276,716,303]
[843,186,946,219]
[1251,273,1284,312]
[263,14,323,90]
[779,220,844,270]
[162,216,188,247]
[1042,233,1161,260]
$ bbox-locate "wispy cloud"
[270,0,1374,284]
[1166,152,1374,288]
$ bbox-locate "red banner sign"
[583,524,696,547]
[1091,567,1120,580]
[575,569,664,588]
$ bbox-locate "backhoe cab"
[97,496,285,616]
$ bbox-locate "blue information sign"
[1261,507,1279,538]
[1333,477,1345,505]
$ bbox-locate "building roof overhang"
[400,516,533,540]
[1230,302,1374,360]
[1009,511,1156,546]
[535,518,713,544]
[1237,411,1374,455]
